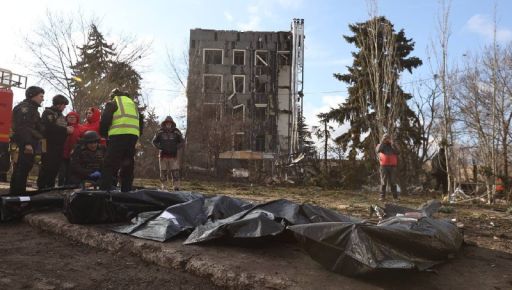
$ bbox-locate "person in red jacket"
[80,107,100,134]
[376,133,400,201]
[79,107,105,144]
[58,111,81,185]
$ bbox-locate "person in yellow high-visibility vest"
[99,89,143,192]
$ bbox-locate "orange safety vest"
[496,178,505,192]
[379,153,398,166]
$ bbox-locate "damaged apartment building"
[186,19,305,178]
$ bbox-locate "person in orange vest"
[376,133,400,201]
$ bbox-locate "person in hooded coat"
[152,116,183,191]
[79,107,105,145]
[58,111,81,185]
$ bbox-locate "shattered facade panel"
[186,28,297,173]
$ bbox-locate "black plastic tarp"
[1,195,64,222]
[289,201,463,276]
[113,195,253,242]
[184,199,357,244]
[63,190,203,224]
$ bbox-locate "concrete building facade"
[186,22,304,176]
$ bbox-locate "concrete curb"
[24,212,372,290]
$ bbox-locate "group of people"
[7,85,183,196]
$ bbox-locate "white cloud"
[224,11,233,22]
[238,15,261,31]
[466,14,512,43]
[237,4,262,31]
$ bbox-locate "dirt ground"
[0,222,219,290]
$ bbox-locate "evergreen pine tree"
[70,24,142,115]
[70,24,116,114]
[324,16,422,161]
[298,115,316,158]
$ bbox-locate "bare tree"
[25,10,89,107]
[431,0,455,195]
[313,117,333,171]
[25,10,151,111]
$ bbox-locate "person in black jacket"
[431,147,448,194]
[69,131,106,185]
[36,94,73,189]
[152,116,183,191]
[99,89,144,192]
[9,86,45,195]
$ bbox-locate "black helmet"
[52,94,69,106]
[109,88,129,99]
[25,86,45,99]
[82,131,100,143]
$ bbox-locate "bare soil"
[0,222,219,290]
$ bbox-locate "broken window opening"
[255,77,266,93]
[203,75,222,93]
[233,50,245,65]
[255,135,266,152]
[203,103,222,121]
[254,105,267,121]
[233,75,245,93]
[255,50,269,66]
[203,49,223,64]
[278,51,291,66]
[232,104,245,123]
[234,132,246,151]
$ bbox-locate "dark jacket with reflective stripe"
[41,106,68,147]
[99,100,144,138]
[11,99,43,147]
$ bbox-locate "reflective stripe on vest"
[379,153,398,166]
[108,96,140,137]
[496,178,505,191]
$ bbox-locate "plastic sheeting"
[25,188,462,276]
[184,199,357,244]
[1,195,64,222]
[289,201,463,276]
[112,196,355,244]
[113,195,253,242]
[63,190,203,224]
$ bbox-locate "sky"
[1,0,511,143]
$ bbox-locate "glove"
[89,171,101,179]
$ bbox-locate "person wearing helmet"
[152,116,183,191]
[99,88,144,192]
[9,86,45,195]
[37,94,74,189]
[69,130,106,185]
[376,133,400,201]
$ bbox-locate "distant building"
[185,19,304,177]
